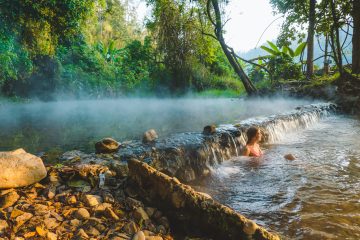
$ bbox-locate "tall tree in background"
[270,0,315,77]
[205,0,257,95]
[352,0,360,74]
[306,0,316,78]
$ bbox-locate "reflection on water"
[195,116,360,239]
[0,97,312,153]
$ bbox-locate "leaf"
[284,46,295,57]
[24,232,36,238]
[294,42,307,57]
[267,41,280,53]
[260,46,279,56]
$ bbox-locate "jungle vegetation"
[0,0,359,99]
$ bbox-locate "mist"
[0,97,315,154]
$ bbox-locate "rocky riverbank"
[1,150,280,240]
[0,156,174,240]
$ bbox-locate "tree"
[352,0,360,74]
[270,0,315,78]
[307,0,316,78]
[205,0,257,95]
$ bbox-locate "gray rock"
[142,129,158,144]
[95,138,120,154]
[0,149,47,189]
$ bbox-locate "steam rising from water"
[0,97,314,153]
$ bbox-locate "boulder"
[203,125,216,135]
[95,138,120,154]
[0,149,47,189]
[142,129,158,144]
[284,154,296,160]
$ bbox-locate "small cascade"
[228,133,239,157]
[261,105,333,143]
[118,102,336,182]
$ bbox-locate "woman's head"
[246,127,262,144]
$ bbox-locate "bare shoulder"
[242,146,250,156]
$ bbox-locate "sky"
[133,0,283,52]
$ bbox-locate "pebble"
[82,194,103,207]
[0,190,20,208]
[132,231,146,240]
[74,208,90,220]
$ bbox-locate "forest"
[0,0,358,100]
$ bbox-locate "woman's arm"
[242,146,250,156]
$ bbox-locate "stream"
[195,115,360,239]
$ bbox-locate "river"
[0,97,312,154]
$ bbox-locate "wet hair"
[246,127,260,144]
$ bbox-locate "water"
[0,97,312,154]
[195,115,360,239]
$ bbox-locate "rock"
[102,192,115,204]
[47,185,56,199]
[33,204,49,215]
[77,228,89,239]
[125,197,143,209]
[203,125,216,135]
[104,207,119,220]
[0,219,9,234]
[46,232,57,240]
[111,162,129,178]
[86,226,100,237]
[171,191,185,208]
[145,207,156,218]
[113,233,131,240]
[243,220,258,235]
[67,195,77,204]
[123,221,139,235]
[82,194,103,207]
[145,237,163,240]
[133,207,149,222]
[70,219,81,227]
[0,190,20,208]
[0,149,47,189]
[132,231,145,240]
[142,129,158,144]
[44,217,60,229]
[95,138,120,154]
[14,212,33,228]
[284,153,296,160]
[158,217,169,229]
[74,208,90,220]
[156,225,166,234]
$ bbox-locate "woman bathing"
[242,127,263,157]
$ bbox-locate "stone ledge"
[128,159,280,240]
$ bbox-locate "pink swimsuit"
[247,145,263,157]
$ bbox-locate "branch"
[227,46,274,82]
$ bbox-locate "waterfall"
[237,103,334,144]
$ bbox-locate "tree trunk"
[330,0,343,75]
[352,0,360,74]
[324,34,330,75]
[306,0,316,78]
[209,0,257,95]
